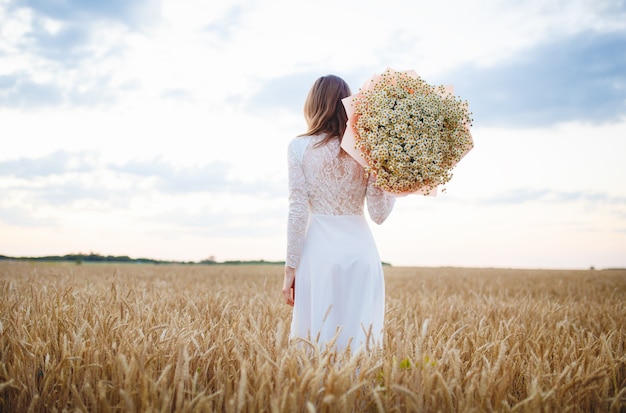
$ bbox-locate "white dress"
[286,134,395,352]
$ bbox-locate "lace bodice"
[286,135,395,268]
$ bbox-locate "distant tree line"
[0,254,394,266]
[0,253,285,265]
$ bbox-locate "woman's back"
[296,135,367,216]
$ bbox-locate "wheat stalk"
[0,262,624,411]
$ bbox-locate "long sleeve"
[365,175,395,224]
[286,140,309,268]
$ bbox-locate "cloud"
[0,206,59,227]
[485,187,626,206]
[0,72,116,108]
[444,31,626,127]
[244,72,313,114]
[30,181,134,207]
[0,0,137,108]
[0,152,282,206]
[0,0,158,107]
[0,151,285,234]
[7,0,157,63]
[109,158,283,196]
[145,206,283,238]
[24,17,93,63]
[0,153,155,209]
[0,151,95,178]
[161,88,195,102]
[109,158,233,193]
[0,150,286,237]
[10,0,158,27]
[0,73,63,107]
[204,4,244,41]
[244,68,374,114]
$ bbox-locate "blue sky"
[1,0,625,268]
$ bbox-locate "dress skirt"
[290,214,385,352]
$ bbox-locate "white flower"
[350,69,473,194]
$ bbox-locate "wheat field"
[1,261,625,412]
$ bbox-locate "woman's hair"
[300,75,351,147]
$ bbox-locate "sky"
[1,0,625,269]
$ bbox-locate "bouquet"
[341,68,473,195]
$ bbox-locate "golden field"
[1,261,625,412]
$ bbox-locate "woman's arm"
[365,175,395,224]
[285,139,309,268]
[282,266,295,306]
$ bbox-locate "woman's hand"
[282,266,296,306]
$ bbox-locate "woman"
[282,75,395,352]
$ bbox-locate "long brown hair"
[300,75,351,147]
